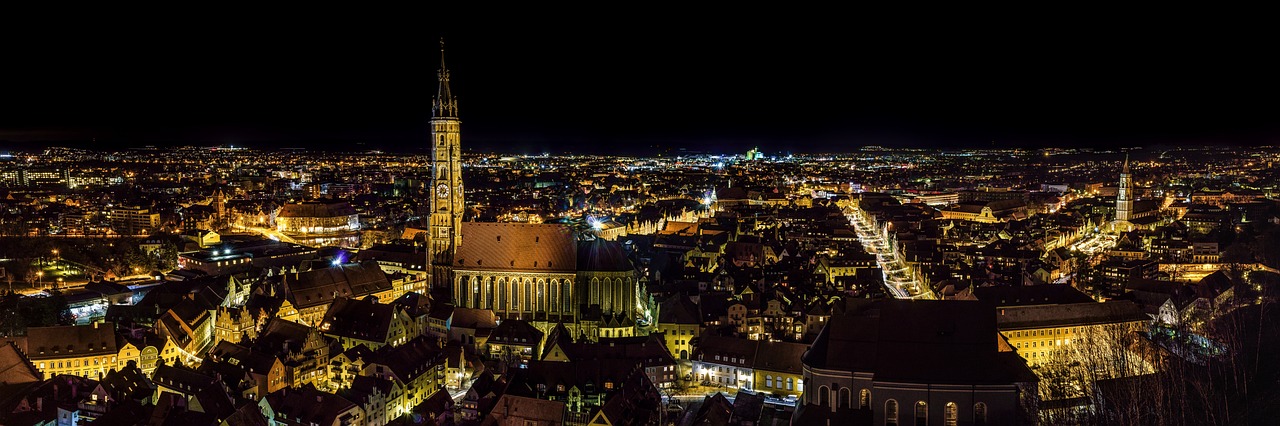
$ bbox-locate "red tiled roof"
[456,223,577,272]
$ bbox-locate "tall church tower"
[1116,154,1133,221]
[430,39,464,288]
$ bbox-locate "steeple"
[1116,152,1133,222]
[433,38,458,118]
[428,37,464,290]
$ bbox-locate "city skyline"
[0,23,1278,422]
[4,15,1279,154]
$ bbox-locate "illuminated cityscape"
[3,20,1280,426]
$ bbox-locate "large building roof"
[10,322,119,360]
[0,342,41,387]
[264,385,359,426]
[576,238,633,272]
[278,202,357,218]
[996,300,1149,330]
[803,299,1035,385]
[558,334,676,366]
[974,284,1096,307]
[753,340,808,375]
[319,297,397,344]
[456,222,577,273]
[285,262,392,309]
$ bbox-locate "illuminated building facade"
[997,300,1149,367]
[275,201,361,247]
[109,206,161,236]
[429,41,464,288]
[1116,155,1133,222]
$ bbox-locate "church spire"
[433,38,458,118]
[1122,153,1130,174]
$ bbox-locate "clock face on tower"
[436,183,450,199]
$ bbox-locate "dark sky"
[2,11,1277,154]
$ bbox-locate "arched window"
[914,401,928,426]
[818,386,830,407]
[766,376,773,388]
[859,389,871,409]
[885,399,898,426]
[974,402,987,426]
[562,280,573,313]
[484,278,494,309]
[944,402,957,426]
[470,276,480,308]
[495,278,505,311]
[548,279,556,313]
[839,387,851,408]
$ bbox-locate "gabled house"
[260,385,364,426]
[338,375,403,426]
[82,362,154,421]
[151,364,237,422]
[365,335,445,409]
[318,297,415,350]
[205,340,287,399]
[251,318,334,390]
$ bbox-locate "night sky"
[2,13,1277,154]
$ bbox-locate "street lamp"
[37,271,43,289]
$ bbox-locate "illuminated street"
[847,205,935,300]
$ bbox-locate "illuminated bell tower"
[430,39,463,287]
[1116,154,1132,221]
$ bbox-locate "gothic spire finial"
[433,37,457,118]
[1123,152,1129,174]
